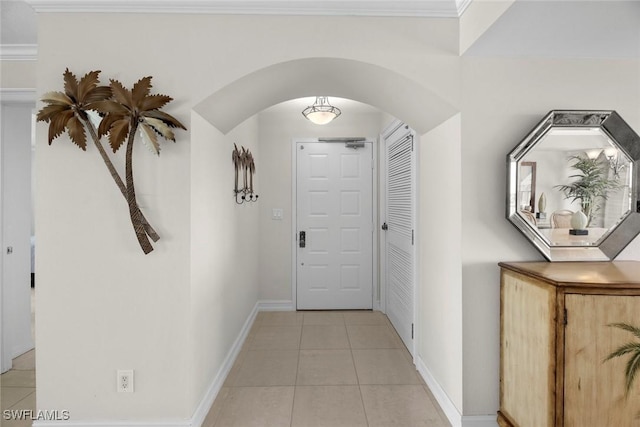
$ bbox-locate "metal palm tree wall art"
[232,143,258,204]
[37,69,186,254]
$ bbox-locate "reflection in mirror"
[506,111,640,261]
[518,161,536,213]
[518,127,632,247]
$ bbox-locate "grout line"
[347,323,370,427]
[289,312,306,427]
[208,388,229,427]
[5,389,36,411]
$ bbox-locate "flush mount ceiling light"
[302,96,341,125]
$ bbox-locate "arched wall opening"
[193,57,457,135]
[190,56,464,420]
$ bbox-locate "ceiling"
[466,0,640,58]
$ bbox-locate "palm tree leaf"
[139,94,173,112]
[107,119,130,153]
[66,115,87,150]
[92,100,130,116]
[109,79,133,107]
[140,123,160,156]
[143,110,187,129]
[609,323,640,340]
[48,110,74,144]
[625,351,640,395]
[84,86,113,104]
[143,117,175,141]
[98,113,125,138]
[41,91,73,106]
[63,68,79,101]
[36,103,69,123]
[132,76,153,106]
[77,70,101,103]
[604,342,640,361]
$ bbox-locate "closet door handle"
[299,231,306,248]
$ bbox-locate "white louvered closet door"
[384,125,415,354]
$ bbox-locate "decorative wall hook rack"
[232,143,259,204]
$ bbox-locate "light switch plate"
[272,209,283,220]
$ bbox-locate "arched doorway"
[193,57,457,135]
[191,55,459,361]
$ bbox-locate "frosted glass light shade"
[302,96,341,125]
[306,111,336,125]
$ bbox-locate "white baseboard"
[462,415,499,427]
[415,356,497,427]
[190,301,260,427]
[415,355,462,427]
[33,302,261,427]
[257,299,294,311]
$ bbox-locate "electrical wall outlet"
[117,369,134,393]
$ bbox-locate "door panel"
[384,126,415,353]
[564,294,640,427]
[297,142,373,310]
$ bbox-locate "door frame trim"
[291,137,378,310]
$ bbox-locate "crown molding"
[0,89,37,104]
[456,0,473,15]
[0,44,37,61]
[25,1,469,18]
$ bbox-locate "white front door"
[383,124,415,353]
[296,141,373,310]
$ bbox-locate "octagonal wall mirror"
[507,110,640,261]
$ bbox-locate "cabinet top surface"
[499,261,640,287]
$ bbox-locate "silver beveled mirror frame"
[507,110,640,261]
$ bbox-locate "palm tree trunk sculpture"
[82,114,159,242]
[37,69,185,254]
[124,119,153,254]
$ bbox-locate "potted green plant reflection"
[555,155,619,227]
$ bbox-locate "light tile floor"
[0,310,451,427]
[202,311,451,427]
[0,349,37,427]
[1,287,36,427]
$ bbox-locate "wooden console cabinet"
[499,261,640,427]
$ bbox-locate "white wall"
[460,57,640,415]
[418,114,463,412]
[33,12,462,423]
[1,61,36,88]
[35,15,193,420]
[190,113,260,410]
[522,150,569,216]
[459,0,514,54]
[31,8,640,425]
[1,102,34,372]
[256,109,384,303]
